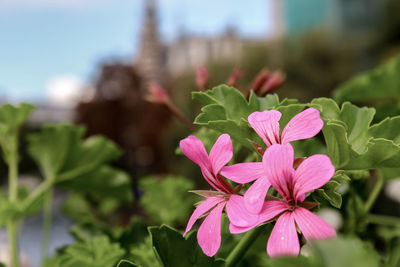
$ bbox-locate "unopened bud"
[226,68,244,87]
[249,69,269,93]
[195,66,209,91]
[248,139,266,156]
[258,71,285,96]
[145,83,170,104]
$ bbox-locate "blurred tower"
[270,0,286,38]
[136,0,164,87]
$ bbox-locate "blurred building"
[166,27,243,76]
[270,0,382,37]
[135,0,384,83]
[135,0,245,82]
[136,0,165,86]
[330,0,382,37]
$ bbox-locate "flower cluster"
[180,108,336,258]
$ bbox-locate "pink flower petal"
[248,110,281,147]
[281,108,323,144]
[221,162,264,184]
[179,135,223,191]
[184,196,225,236]
[258,200,289,222]
[229,223,257,234]
[197,202,225,257]
[244,176,271,214]
[226,195,259,227]
[180,135,210,170]
[293,207,336,241]
[229,200,289,234]
[267,212,299,258]
[262,144,294,201]
[293,154,335,202]
[209,134,233,176]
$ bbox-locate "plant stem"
[368,214,400,226]
[41,188,53,263]
[21,179,53,211]
[7,222,19,267]
[365,173,383,212]
[7,137,20,267]
[225,225,265,267]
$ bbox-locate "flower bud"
[259,71,285,96]
[145,83,170,104]
[249,69,269,93]
[226,68,244,87]
[195,66,209,91]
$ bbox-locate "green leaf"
[27,124,84,179]
[312,237,380,267]
[26,124,129,214]
[129,236,161,267]
[291,135,326,158]
[139,175,195,226]
[193,85,308,150]
[69,222,110,243]
[0,186,45,227]
[342,170,369,180]
[386,238,400,267]
[369,115,400,144]
[264,256,317,267]
[59,135,122,181]
[116,260,139,267]
[27,124,121,181]
[193,85,252,123]
[118,217,149,251]
[56,235,125,267]
[149,225,225,267]
[62,193,126,230]
[320,121,351,168]
[0,103,35,130]
[343,193,367,233]
[312,98,400,169]
[379,167,400,182]
[312,170,349,209]
[315,180,342,208]
[339,103,375,153]
[333,56,400,104]
[248,92,280,110]
[310,98,341,120]
[59,166,132,203]
[0,103,35,162]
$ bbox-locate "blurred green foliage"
[47,235,125,267]
[139,175,196,227]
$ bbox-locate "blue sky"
[0,0,270,103]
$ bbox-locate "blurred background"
[1,0,400,266]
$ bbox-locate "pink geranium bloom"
[252,144,336,257]
[221,108,323,214]
[180,134,259,257]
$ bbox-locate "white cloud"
[46,74,93,107]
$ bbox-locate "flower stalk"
[146,83,196,132]
[7,135,20,267]
[365,170,383,212]
[225,225,266,267]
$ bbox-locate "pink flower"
[221,108,323,214]
[248,144,336,258]
[180,134,259,257]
